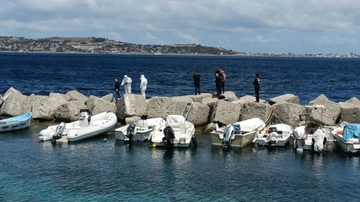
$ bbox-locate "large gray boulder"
[272,102,306,127]
[346,97,360,105]
[339,101,360,123]
[171,96,194,103]
[0,87,28,116]
[54,101,87,122]
[233,95,267,106]
[101,94,113,102]
[64,90,88,102]
[308,94,342,125]
[222,91,238,102]
[203,123,216,134]
[86,95,116,116]
[116,94,147,121]
[30,93,67,120]
[146,96,187,119]
[269,94,300,105]
[211,100,241,125]
[124,116,142,125]
[187,102,210,126]
[189,93,213,103]
[240,102,271,122]
[0,95,4,108]
[201,97,218,109]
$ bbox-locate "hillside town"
[0,36,358,58]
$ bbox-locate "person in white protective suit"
[140,75,148,99]
[121,75,132,94]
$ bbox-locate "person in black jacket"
[253,74,260,102]
[111,79,121,102]
[193,70,201,95]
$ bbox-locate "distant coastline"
[0,36,359,58]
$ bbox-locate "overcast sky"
[1,0,359,54]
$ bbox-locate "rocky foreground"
[1,87,360,132]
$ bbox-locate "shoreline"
[0,51,359,59]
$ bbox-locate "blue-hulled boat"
[0,112,32,132]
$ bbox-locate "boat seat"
[167,123,186,134]
[168,123,181,129]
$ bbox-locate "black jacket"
[193,72,200,83]
[114,82,120,91]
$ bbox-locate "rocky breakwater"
[1,87,360,132]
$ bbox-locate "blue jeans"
[111,91,121,102]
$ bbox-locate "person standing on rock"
[220,69,226,94]
[121,75,132,94]
[193,70,201,95]
[110,79,121,102]
[140,75,148,99]
[215,73,222,97]
[253,73,260,102]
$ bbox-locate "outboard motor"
[267,127,279,146]
[222,125,235,150]
[162,126,175,147]
[124,122,136,144]
[51,122,66,145]
[312,128,325,152]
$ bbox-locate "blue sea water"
[0,53,359,105]
[1,53,360,201]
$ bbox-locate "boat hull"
[115,118,165,142]
[257,138,289,147]
[293,134,336,151]
[0,112,32,132]
[211,130,257,148]
[333,134,360,153]
[150,115,196,148]
[39,112,117,143]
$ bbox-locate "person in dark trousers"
[220,69,226,94]
[253,74,260,102]
[111,79,121,102]
[214,67,221,95]
[193,70,201,95]
[215,73,223,97]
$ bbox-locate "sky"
[0,0,359,54]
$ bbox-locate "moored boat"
[331,123,360,153]
[293,125,335,152]
[211,118,265,149]
[292,105,336,152]
[0,112,32,132]
[114,117,166,144]
[255,123,294,147]
[150,115,197,148]
[39,109,117,143]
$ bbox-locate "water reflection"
[210,144,255,156]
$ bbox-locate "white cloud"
[0,0,360,53]
[241,36,278,44]
[320,36,358,45]
[176,32,200,44]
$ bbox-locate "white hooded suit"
[140,75,148,99]
[121,75,132,94]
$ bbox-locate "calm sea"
[0,53,359,105]
[1,53,360,201]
